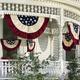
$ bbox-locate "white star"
[20,17,23,20]
[26,17,29,20]
[34,19,37,22]
[31,21,34,24]
[27,23,30,26]
[25,21,28,24]
[30,18,32,21]
[22,21,24,23]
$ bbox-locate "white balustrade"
[0,60,17,79]
[0,59,62,79]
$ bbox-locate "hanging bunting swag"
[62,33,74,50]
[68,22,79,44]
[4,15,49,39]
[27,40,35,52]
[1,39,21,51]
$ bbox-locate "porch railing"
[0,59,61,80]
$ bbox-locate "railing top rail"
[0,0,80,4]
[0,59,19,61]
[0,0,79,10]
[0,59,61,63]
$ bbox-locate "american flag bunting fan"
[27,40,35,52]
[68,22,79,44]
[1,39,21,51]
[62,33,74,50]
[4,15,49,39]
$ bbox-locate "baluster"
[24,5,26,12]
[4,61,7,77]
[2,61,5,77]
[0,60,3,77]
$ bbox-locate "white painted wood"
[0,0,80,79]
[53,36,59,60]
[0,60,61,79]
[59,8,64,75]
[0,18,3,59]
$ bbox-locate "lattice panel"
[64,10,80,21]
[1,3,60,15]
[52,28,59,36]
[53,36,59,60]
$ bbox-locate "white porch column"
[0,18,3,58]
[50,29,54,56]
[53,35,59,60]
[50,35,54,56]
[59,8,64,74]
